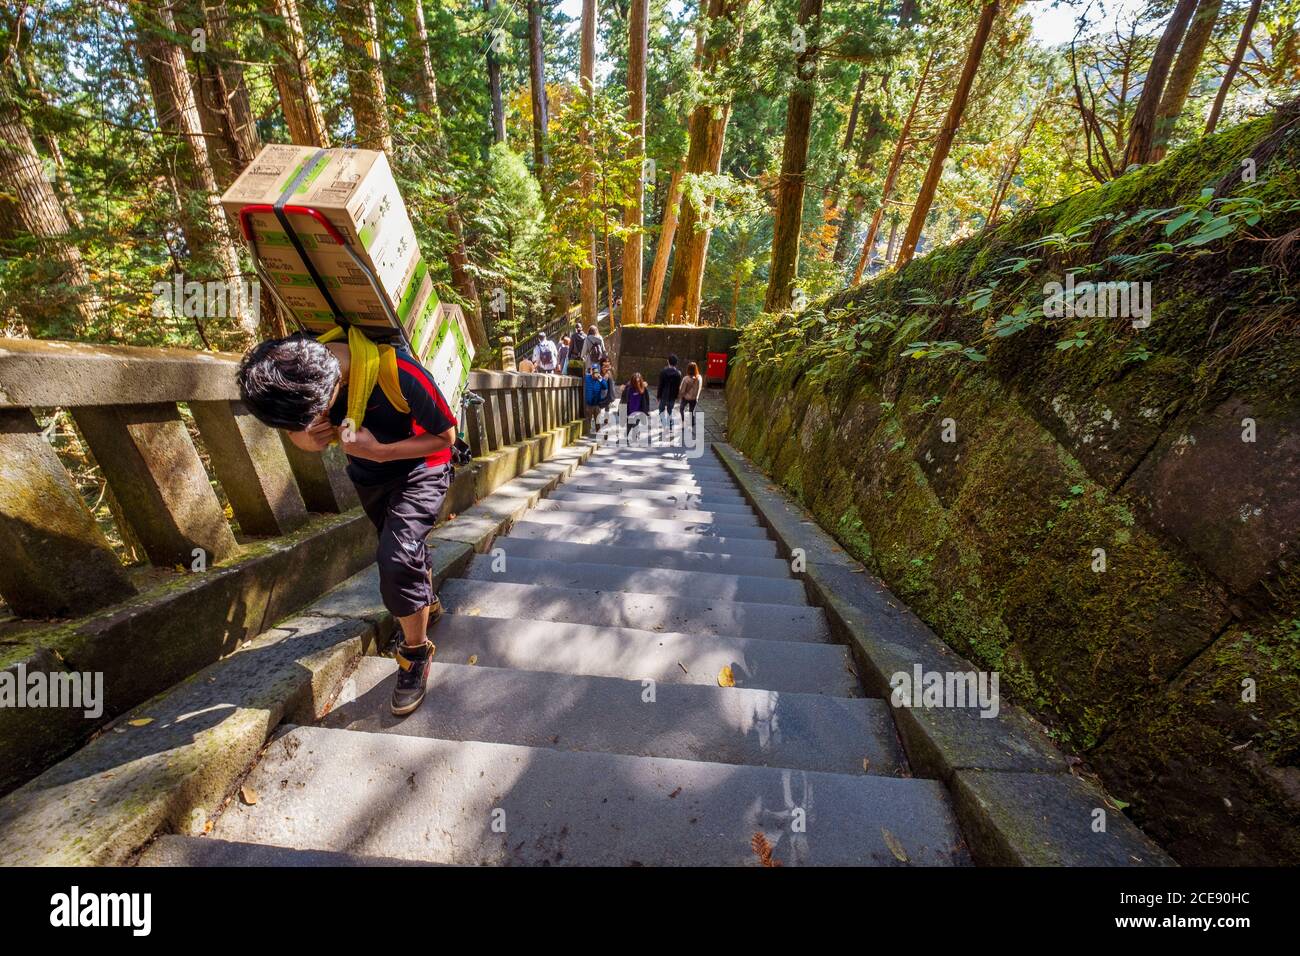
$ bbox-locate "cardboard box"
[221,145,422,333]
[398,276,474,409]
[425,302,474,412]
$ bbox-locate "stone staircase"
[140,441,972,866]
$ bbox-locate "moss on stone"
[728,108,1300,865]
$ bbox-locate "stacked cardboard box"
[221,144,474,405]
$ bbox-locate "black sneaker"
[391,639,435,716]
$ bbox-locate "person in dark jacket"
[570,324,586,374]
[621,371,651,441]
[657,354,683,434]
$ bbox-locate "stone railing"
[0,337,584,795]
[0,338,582,621]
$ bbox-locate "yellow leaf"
[240,785,259,806]
[881,827,909,863]
[127,718,153,727]
[467,654,478,665]
[717,666,735,688]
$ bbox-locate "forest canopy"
[1,0,1296,354]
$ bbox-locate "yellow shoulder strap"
[314,327,409,433]
[376,345,409,413]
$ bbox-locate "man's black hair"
[237,334,341,431]
[668,354,679,366]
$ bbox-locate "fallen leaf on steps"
[467,654,478,665]
[240,786,259,806]
[882,827,909,863]
[717,666,736,687]
[127,718,153,727]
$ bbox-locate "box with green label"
[401,275,474,409]
[221,145,422,334]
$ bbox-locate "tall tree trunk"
[137,1,254,338]
[188,1,261,184]
[852,48,933,283]
[484,0,506,143]
[262,0,329,146]
[983,99,1043,231]
[409,0,440,111]
[527,0,550,177]
[884,215,900,263]
[830,106,883,265]
[1122,0,1198,168]
[764,0,824,312]
[17,58,84,231]
[186,2,280,336]
[663,0,750,325]
[0,98,98,335]
[578,0,599,331]
[824,67,867,208]
[1205,0,1262,135]
[643,166,682,323]
[338,0,393,153]
[895,1,998,270]
[622,0,649,324]
[409,0,488,352]
[1152,0,1223,161]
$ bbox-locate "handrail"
[0,337,583,620]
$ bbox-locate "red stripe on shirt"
[396,356,456,468]
[397,357,457,426]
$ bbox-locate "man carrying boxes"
[225,144,472,717]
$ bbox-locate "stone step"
[589,455,730,474]
[574,471,743,491]
[488,536,792,579]
[587,450,729,469]
[324,659,901,776]
[514,511,771,540]
[138,835,438,867]
[546,490,755,514]
[424,613,862,695]
[532,500,761,526]
[212,725,969,866]
[504,521,781,557]
[559,481,747,502]
[439,579,831,642]
[463,554,808,606]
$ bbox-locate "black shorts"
[355,464,452,618]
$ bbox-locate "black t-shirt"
[328,350,457,486]
[658,365,682,404]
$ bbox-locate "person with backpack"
[621,371,652,441]
[570,324,586,374]
[584,363,608,433]
[557,336,571,376]
[237,333,456,717]
[679,360,703,437]
[598,358,617,428]
[581,325,606,367]
[656,354,683,435]
[532,331,559,373]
